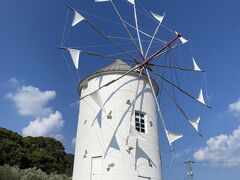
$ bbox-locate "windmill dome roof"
[96,59,132,72]
[78,59,159,95]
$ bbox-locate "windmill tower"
[73,59,162,180]
[59,1,210,179]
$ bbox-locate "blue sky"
[1,0,240,179]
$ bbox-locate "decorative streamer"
[189,117,201,132]
[151,12,164,23]
[67,48,81,69]
[166,131,183,145]
[197,89,206,105]
[72,10,85,26]
[192,57,202,71]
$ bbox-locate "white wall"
[73,73,162,180]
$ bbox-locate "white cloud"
[8,77,20,87]
[7,85,56,117]
[175,148,192,158]
[229,98,240,117]
[193,127,240,166]
[22,111,64,137]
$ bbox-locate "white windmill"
[59,0,210,179]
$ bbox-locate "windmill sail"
[179,36,188,44]
[166,130,183,145]
[72,10,85,27]
[175,32,188,44]
[67,48,81,69]
[127,0,135,5]
[192,57,202,71]
[189,117,201,132]
[151,12,164,23]
[197,89,206,105]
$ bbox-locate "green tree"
[22,136,68,174]
[0,127,70,175]
[0,128,24,167]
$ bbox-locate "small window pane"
[135,111,147,134]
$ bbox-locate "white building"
[73,60,162,180]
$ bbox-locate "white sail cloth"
[151,12,164,23]
[72,10,84,27]
[197,89,206,105]
[67,48,81,69]
[127,0,135,5]
[189,117,201,132]
[193,57,202,71]
[166,131,183,145]
[175,32,188,44]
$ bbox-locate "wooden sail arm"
[141,34,181,66]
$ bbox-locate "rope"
[63,28,72,45]
[80,64,141,101]
[203,73,210,105]
[132,1,145,58]
[71,42,141,48]
[145,19,162,58]
[74,6,167,44]
[135,0,175,34]
[107,44,162,57]
[75,8,162,44]
[111,0,144,60]
[123,20,167,44]
[84,19,139,63]
[152,70,211,109]
[60,50,77,86]
[80,50,136,63]
[61,9,69,46]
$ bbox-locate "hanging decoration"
[197,89,206,105]
[189,117,201,132]
[166,131,183,146]
[72,10,85,27]
[67,48,81,69]
[126,0,135,5]
[151,12,164,23]
[192,57,202,71]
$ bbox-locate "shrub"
[0,165,71,180]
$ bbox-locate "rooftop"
[78,60,159,95]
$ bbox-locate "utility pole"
[184,158,194,180]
